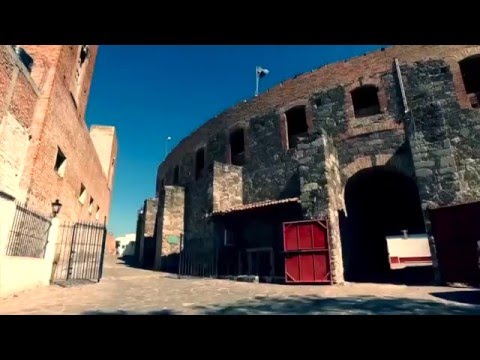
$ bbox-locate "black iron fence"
[6,202,52,258]
[51,220,107,283]
[178,235,218,278]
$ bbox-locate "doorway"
[340,166,430,283]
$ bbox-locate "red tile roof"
[212,197,301,215]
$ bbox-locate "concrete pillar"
[44,217,59,283]
[0,193,16,260]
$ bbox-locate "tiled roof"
[212,197,301,215]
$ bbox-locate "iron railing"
[178,235,218,278]
[6,202,52,258]
[51,220,107,283]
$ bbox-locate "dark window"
[173,166,179,184]
[351,85,381,118]
[88,197,94,214]
[12,46,34,73]
[286,106,308,149]
[54,147,67,177]
[459,55,480,108]
[195,148,205,180]
[79,45,89,65]
[230,128,245,166]
[78,183,86,204]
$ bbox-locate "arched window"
[459,55,480,108]
[351,85,381,118]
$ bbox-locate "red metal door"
[283,219,332,284]
[429,202,480,284]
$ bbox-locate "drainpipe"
[395,58,417,139]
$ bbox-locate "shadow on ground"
[117,255,144,270]
[82,309,176,315]
[194,295,480,315]
[80,294,480,315]
[430,291,480,306]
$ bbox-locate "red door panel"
[284,224,298,251]
[283,220,332,284]
[298,224,313,249]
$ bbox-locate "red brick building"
[0,45,117,296]
[0,45,117,224]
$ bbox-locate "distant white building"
[116,233,136,257]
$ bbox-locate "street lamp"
[51,199,62,218]
[165,136,172,160]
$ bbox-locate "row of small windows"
[54,147,100,220]
[160,58,480,186]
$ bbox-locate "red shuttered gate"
[283,219,332,284]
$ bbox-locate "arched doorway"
[339,166,430,283]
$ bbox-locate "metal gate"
[178,235,218,278]
[283,219,332,284]
[429,202,480,285]
[51,220,107,284]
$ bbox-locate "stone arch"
[339,165,429,283]
[446,46,480,109]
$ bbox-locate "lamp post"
[165,136,172,160]
[51,199,62,218]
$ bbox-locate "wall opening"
[173,165,180,185]
[195,147,205,180]
[459,55,480,108]
[229,128,245,166]
[88,197,94,214]
[78,183,87,204]
[351,85,381,118]
[285,106,308,149]
[96,206,100,221]
[54,147,67,178]
[340,166,431,284]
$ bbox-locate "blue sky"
[85,45,385,236]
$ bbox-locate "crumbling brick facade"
[155,45,480,284]
[0,45,117,225]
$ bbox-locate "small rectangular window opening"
[78,183,87,204]
[88,197,94,214]
[173,166,180,185]
[54,147,67,177]
[286,106,308,149]
[195,148,205,180]
[230,128,245,166]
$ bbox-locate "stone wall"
[153,45,480,284]
[154,186,184,271]
[213,162,242,212]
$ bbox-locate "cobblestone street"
[1,256,480,315]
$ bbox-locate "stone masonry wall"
[213,162,242,212]
[154,45,480,284]
[154,186,184,271]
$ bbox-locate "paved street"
[1,256,480,315]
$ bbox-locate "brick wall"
[157,46,479,183]
[0,45,117,228]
